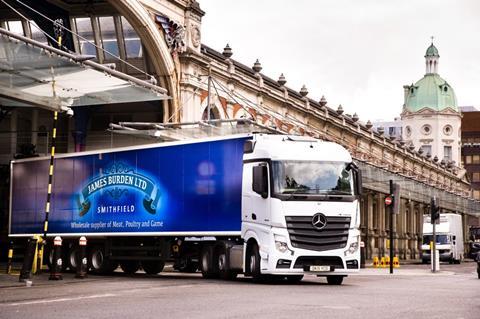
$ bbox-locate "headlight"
[344,236,360,256]
[274,234,289,253]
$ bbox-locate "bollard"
[36,238,47,273]
[19,237,38,282]
[372,256,379,268]
[385,256,391,268]
[6,241,13,274]
[75,236,88,279]
[393,256,400,268]
[32,235,44,275]
[49,236,63,280]
[380,256,386,268]
[360,241,366,269]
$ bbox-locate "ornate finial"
[277,73,286,86]
[377,126,384,135]
[430,35,434,44]
[366,120,372,129]
[336,104,344,115]
[222,44,232,58]
[352,113,359,122]
[299,85,308,97]
[319,95,327,107]
[252,59,262,72]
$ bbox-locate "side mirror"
[355,168,363,196]
[252,164,268,198]
[348,162,363,197]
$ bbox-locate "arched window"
[202,105,221,121]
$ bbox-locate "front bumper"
[261,227,361,276]
[421,251,453,262]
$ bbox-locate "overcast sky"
[199,0,480,122]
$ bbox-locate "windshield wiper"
[327,190,353,196]
[283,188,309,201]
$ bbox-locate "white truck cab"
[240,134,362,284]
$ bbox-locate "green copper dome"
[405,74,457,112]
[425,43,439,57]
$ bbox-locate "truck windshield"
[422,235,450,245]
[272,161,354,198]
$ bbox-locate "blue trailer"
[10,134,362,284]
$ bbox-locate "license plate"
[309,265,331,272]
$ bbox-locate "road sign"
[385,196,392,206]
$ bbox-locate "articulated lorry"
[421,213,464,264]
[9,134,362,284]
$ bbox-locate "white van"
[421,214,464,264]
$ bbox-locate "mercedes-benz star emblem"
[312,213,327,230]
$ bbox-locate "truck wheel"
[201,246,219,279]
[247,242,262,281]
[216,246,237,280]
[142,261,165,275]
[120,261,140,274]
[326,275,344,285]
[285,275,304,283]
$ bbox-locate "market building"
[0,0,479,260]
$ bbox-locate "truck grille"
[285,216,351,252]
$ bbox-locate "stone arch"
[107,0,179,122]
[202,105,222,121]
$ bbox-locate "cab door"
[242,162,271,226]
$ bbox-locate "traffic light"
[430,197,440,224]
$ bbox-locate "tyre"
[201,246,219,279]
[90,246,117,274]
[120,261,140,274]
[67,246,79,272]
[247,242,262,282]
[326,275,344,285]
[142,261,165,275]
[216,245,238,281]
[285,275,304,283]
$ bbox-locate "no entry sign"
[385,196,393,206]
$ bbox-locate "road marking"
[321,305,351,310]
[4,293,116,306]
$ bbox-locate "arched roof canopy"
[107,0,179,121]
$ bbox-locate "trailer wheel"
[120,261,140,274]
[247,242,262,281]
[89,246,117,274]
[326,275,344,285]
[201,246,219,279]
[216,245,237,280]
[67,246,79,272]
[142,261,165,275]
